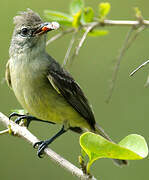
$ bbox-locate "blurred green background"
[0,0,148,179]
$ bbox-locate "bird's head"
[10,9,59,55]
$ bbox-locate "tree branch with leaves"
[44,0,149,102]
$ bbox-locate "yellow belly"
[10,59,90,130]
[20,84,90,129]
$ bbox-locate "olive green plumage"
[6,9,127,165]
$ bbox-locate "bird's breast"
[9,55,90,129]
[9,56,75,124]
[9,55,49,112]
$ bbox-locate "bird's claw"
[9,113,33,127]
[9,112,23,120]
[9,113,26,125]
[33,141,43,148]
[14,116,25,124]
[33,141,48,158]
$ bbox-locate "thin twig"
[0,128,9,135]
[125,25,146,51]
[0,112,96,180]
[46,28,75,45]
[130,59,149,76]
[103,19,149,26]
[69,22,98,67]
[75,27,92,56]
[144,75,149,87]
[106,27,134,103]
[106,25,146,103]
[76,23,97,56]
[62,30,78,67]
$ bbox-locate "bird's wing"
[5,60,12,88]
[47,60,95,129]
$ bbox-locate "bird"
[6,9,127,165]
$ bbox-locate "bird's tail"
[93,123,128,166]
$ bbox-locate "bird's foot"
[33,140,49,158]
[33,125,66,158]
[9,112,36,127]
[9,112,55,128]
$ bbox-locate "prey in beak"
[34,22,60,35]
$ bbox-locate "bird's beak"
[34,22,60,35]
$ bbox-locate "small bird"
[6,9,127,165]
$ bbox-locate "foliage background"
[0,0,148,179]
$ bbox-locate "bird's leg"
[34,125,67,158]
[9,112,55,128]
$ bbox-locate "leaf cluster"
[44,0,111,36]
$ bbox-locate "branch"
[46,28,75,45]
[62,29,78,67]
[0,128,9,135]
[75,23,96,56]
[69,22,98,67]
[130,59,149,77]
[45,18,149,100]
[46,19,149,46]
[86,19,149,27]
[0,112,96,180]
[106,27,134,103]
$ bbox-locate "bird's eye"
[20,28,29,36]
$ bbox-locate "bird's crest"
[13,9,43,27]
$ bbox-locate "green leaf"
[70,0,84,15]
[134,7,143,19]
[99,2,111,19]
[80,132,148,173]
[88,30,108,37]
[119,134,148,158]
[44,10,73,25]
[72,10,82,28]
[81,7,94,24]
